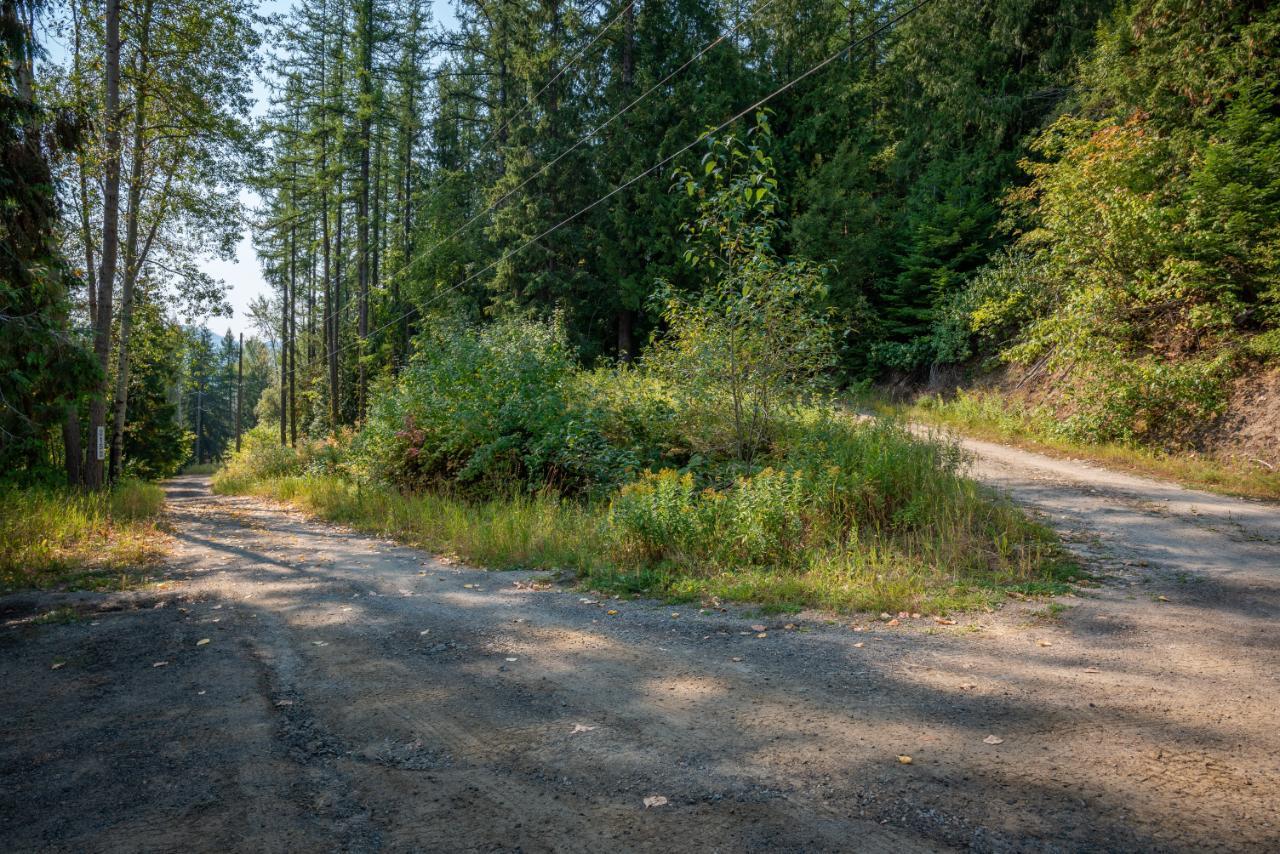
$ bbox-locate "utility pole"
[195,381,203,464]
[235,332,244,453]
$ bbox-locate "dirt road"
[3,433,1279,852]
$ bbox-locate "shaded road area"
[2,456,1278,852]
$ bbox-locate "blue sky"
[209,0,458,336]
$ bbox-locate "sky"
[209,0,458,337]
[215,1,460,338]
[37,0,458,337]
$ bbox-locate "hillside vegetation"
[4,0,1277,599]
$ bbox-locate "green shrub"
[650,115,835,463]
[360,314,636,496]
[604,410,1064,611]
[212,424,307,493]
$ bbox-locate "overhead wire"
[333,0,938,364]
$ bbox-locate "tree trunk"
[62,405,83,488]
[334,175,344,426]
[356,0,373,423]
[87,0,123,490]
[235,333,243,452]
[616,0,636,362]
[109,4,155,481]
[289,157,298,448]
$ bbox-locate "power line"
[336,0,937,363]
[482,1,636,150]
[374,0,780,301]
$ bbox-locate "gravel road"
[2,432,1278,853]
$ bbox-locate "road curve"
[1,441,1278,852]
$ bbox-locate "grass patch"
[0,479,168,592]
[214,415,1080,615]
[213,472,608,573]
[182,462,218,475]
[874,390,1280,502]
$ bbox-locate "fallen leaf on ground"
[670,612,680,618]
[50,661,65,670]
[960,682,976,689]
[196,638,210,646]
[897,755,913,764]
[751,624,767,632]
[879,612,891,620]
[1037,640,1052,647]
[731,656,742,662]
[505,657,518,662]
[984,735,1005,745]
[571,723,596,734]
[910,613,921,619]
[152,661,168,668]
[755,632,768,639]
[642,795,669,808]
[1083,667,1101,673]
[312,641,329,647]
[853,642,864,648]
[606,609,619,616]
[462,583,475,589]
[1156,595,1169,602]
[275,699,293,707]
[934,617,957,625]
[886,619,901,627]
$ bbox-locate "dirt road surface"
[3,431,1279,852]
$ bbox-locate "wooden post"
[235,332,244,453]
[195,382,203,464]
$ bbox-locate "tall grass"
[216,472,607,572]
[0,479,167,591]
[602,415,1075,612]
[214,413,1078,614]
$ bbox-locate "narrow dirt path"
[2,440,1278,852]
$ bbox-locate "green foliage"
[605,411,1054,601]
[121,298,192,480]
[361,314,636,496]
[0,0,97,478]
[951,0,1280,447]
[213,424,309,493]
[650,118,836,462]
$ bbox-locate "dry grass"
[0,480,169,591]
[213,414,1080,615]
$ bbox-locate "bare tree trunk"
[87,0,123,490]
[334,175,343,426]
[355,0,373,423]
[289,158,298,448]
[616,0,636,361]
[235,333,243,452]
[70,1,97,336]
[280,256,289,446]
[109,1,155,481]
